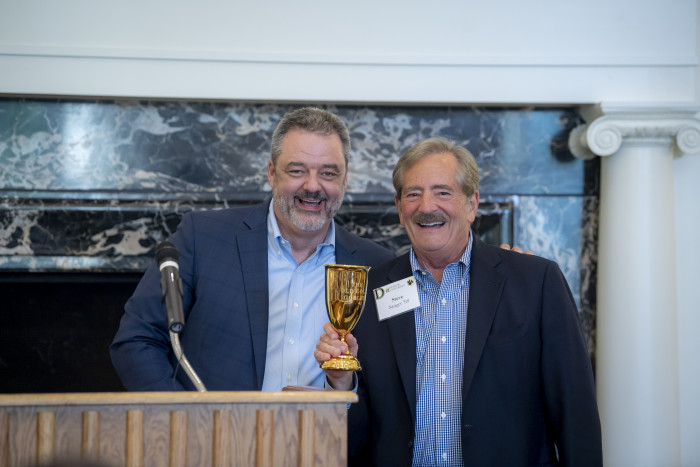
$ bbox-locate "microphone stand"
[156,241,207,392]
[170,330,207,392]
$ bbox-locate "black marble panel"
[0,196,510,272]
[0,100,596,195]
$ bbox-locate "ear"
[394,193,405,226]
[267,159,276,188]
[467,190,480,223]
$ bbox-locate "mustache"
[412,212,447,225]
[295,190,327,201]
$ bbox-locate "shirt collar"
[409,231,474,279]
[266,199,336,261]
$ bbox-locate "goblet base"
[321,353,362,371]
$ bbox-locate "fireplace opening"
[1,273,140,393]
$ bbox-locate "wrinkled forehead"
[277,130,347,169]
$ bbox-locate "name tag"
[373,276,421,321]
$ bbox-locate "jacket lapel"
[462,238,504,401]
[383,257,419,424]
[339,226,417,417]
[334,226,358,264]
[238,203,271,389]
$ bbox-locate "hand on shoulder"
[499,243,534,255]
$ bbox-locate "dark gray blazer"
[348,236,602,466]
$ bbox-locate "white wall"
[1,0,699,464]
[0,1,697,104]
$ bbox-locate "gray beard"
[272,189,344,232]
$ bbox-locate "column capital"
[569,103,700,159]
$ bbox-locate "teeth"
[419,222,444,227]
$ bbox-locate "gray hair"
[393,137,479,198]
[270,107,351,168]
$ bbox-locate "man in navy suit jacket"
[110,107,393,391]
[316,137,602,466]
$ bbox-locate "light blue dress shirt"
[412,233,472,467]
[261,201,336,391]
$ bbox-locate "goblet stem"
[339,334,351,355]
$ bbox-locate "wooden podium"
[0,391,356,466]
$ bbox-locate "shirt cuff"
[323,372,358,393]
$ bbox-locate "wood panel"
[0,412,8,466]
[169,410,188,467]
[0,391,355,466]
[82,411,100,461]
[298,409,315,467]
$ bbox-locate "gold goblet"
[321,264,370,371]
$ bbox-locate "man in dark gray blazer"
[316,137,602,466]
[110,107,393,391]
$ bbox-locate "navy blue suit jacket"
[348,237,602,466]
[110,201,393,391]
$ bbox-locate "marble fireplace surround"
[0,99,599,392]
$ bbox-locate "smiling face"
[395,151,479,270]
[268,129,347,238]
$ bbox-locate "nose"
[303,171,322,193]
[418,192,437,212]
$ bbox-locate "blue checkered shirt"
[411,233,473,467]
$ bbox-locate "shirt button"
[441,336,446,343]
[287,374,292,381]
[293,303,299,308]
[289,339,294,345]
[441,298,446,305]
[441,374,446,381]
[442,453,447,460]
[440,412,446,419]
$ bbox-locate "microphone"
[155,241,185,333]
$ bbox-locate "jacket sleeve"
[109,214,197,391]
[347,371,373,466]
[540,261,603,466]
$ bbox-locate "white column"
[674,138,700,467]
[569,104,700,467]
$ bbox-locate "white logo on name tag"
[373,276,421,321]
